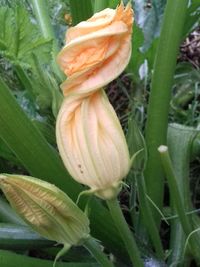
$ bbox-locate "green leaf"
[14,57,63,113]
[28,54,63,113]
[69,0,93,25]
[133,0,166,51]
[28,54,53,109]
[182,0,200,39]
[127,23,144,79]
[30,0,65,81]
[0,5,53,66]
[0,249,99,267]
[20,38,53,66]
[0,7,13,53]
[0,138,21,165]
[128,25,159,81]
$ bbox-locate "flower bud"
[0,174,90,246]
[56,90,131,199]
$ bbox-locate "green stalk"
[84,238,114,267]
[30,0,64,81]
[69,0,93,25]
[107,198,144,267]
[158,145,200,262]
[136,173,164,259]
[144,0,188,223]
[94,0,109,12]
[167,124,196,265]
[0,249,96,267]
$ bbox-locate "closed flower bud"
[56,90,131,200]
[0,174,90,246]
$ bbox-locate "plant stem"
[31,0,56,41]
[158,145,200,262]
[158,146,191,234]
[144,0,188,224]
[136,173,164,259]
[69,0,93,25]
[107,198,144,267]
[167,124,196,265]
[94,0,109,12]
[30,0,64,81]
[84,238,114,267]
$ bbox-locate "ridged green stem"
[94,0,109,12]
[84,238,114,267]
[107,198,144,267]
[144,0,188,224]
[158,145,200,263]
[30,0,64,81]
[167,124,196,265]
[136,173,164,259]
[69,0,93,25]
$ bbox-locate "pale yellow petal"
[60,36,131,95]
[57,21,128,75]
[56,91,130,191]
[66,8,115,42]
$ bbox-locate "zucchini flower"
[56,91,131,199]
[0,174,90,246]
[56,2,133,200]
